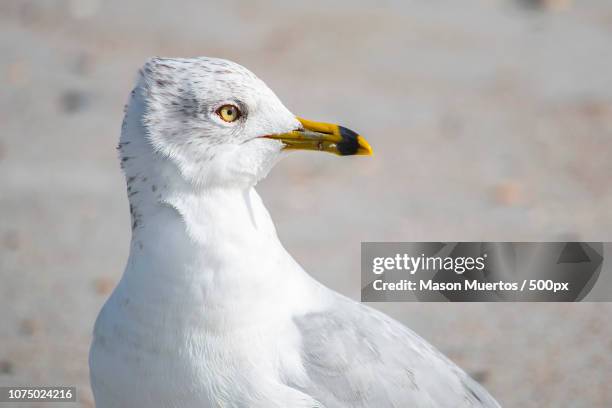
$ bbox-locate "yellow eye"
[217,104,241,123]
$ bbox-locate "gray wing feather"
[291,295,500,408]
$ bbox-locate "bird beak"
[264,117,373,156]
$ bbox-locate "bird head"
[120,57,372,190]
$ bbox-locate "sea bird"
[89,57,500,408]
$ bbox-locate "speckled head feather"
[119,57,299,191]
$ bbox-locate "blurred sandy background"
[1,0,611,406]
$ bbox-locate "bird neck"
[118,184,325,329]
[123,154,282,277]
[143,186,280,249]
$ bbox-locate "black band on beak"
[337,126,361,156]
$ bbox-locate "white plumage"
[89,57,500,407]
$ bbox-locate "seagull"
[89,57,500,408]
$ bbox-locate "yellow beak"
[264,117,373,156]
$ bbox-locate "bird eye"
[217,104,241,123]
